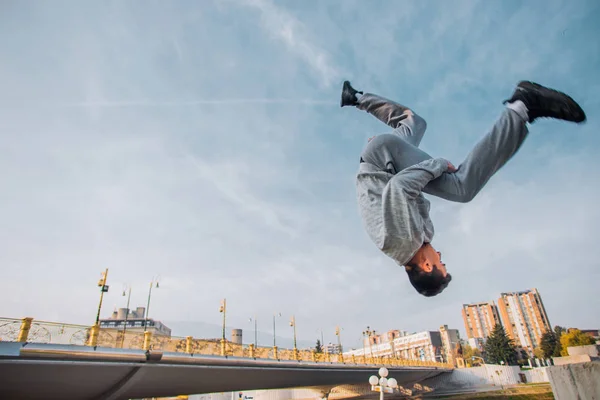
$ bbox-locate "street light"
[144,276,160,333]
[290,315,298,359]
[219,299,227,356]
[94,269,110,325]
[248,316,258,348]
[369,367,398,400]
[362,326,376,361]
[121,284,132,348]
[272,312,281,347]
[335,326,343,354]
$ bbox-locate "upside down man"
[341,80,586,297]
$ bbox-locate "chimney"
[135,307,146,319]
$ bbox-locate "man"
[341,80,586,297]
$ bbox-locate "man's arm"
[390,158,452,198]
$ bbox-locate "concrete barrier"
[547,361,600,400]
[420,364,549,390]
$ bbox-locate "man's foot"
[340,80,363,107]
[503,81,586,123]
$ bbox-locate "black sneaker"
[340,80,363,107]
[503,81,586,123]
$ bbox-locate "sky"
[1,0,599,350]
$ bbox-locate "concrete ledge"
[547,360,600,400]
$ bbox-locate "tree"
[559,329,596,356]
[462,343,483,365]
[315,339,323,353]
[484,324,517,365]
[533,347,545,360]
[553,326,566,357]
[540,330,558,359]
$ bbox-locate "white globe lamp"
[369,375,379,386]
[378,367,389,377]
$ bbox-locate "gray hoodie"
[356,157,450,265]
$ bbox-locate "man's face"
[421,244,448,276]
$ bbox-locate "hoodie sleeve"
[376,158,450,265]
[390,158,450,198]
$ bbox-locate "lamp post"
[88,269,110,347]
[272,312,281,347]
[362,326,376,361]
[144,276,160,333]
[272,312,281,359]
[219,299,227,356]
[95,269,110,325]
[120,284,132,348]
[290,315,298,360]
[369,367,398,400]
[335,326,344,362]
[248,316,257,348]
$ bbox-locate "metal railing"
[0,317,453,369]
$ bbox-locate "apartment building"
[497,288,551,355]
[462,302,501,340]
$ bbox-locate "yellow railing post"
[87,324,100,347]
[17,317,33,343]
[249,344,255,358]
[185,336,193,353]
[143,331,153,351]
[325,351,331,363]
[338,352,344,363]
[311,350,317,362]
[272,346,278,359]
[351,354,356,364]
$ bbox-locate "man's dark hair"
[405,262,452,297]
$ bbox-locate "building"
[345,329,445,363]
[497,288,551,355]
[439,325,462,365]
[580,329,600,342]
[323,342,342,354]
[462,302,501,342]
[99,306,172,337]
[467,337,486,352]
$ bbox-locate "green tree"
[559,329,596,356]
[484,324,517,365]
[315,339,323,353]
[540,330,558,359]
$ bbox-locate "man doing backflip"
[341,80,586,297]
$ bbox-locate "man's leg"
[341,81,427,147]
[423,81,586,202]
[422,107,528,203]
[357,93,428,148]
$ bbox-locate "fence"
[0,317,453,369]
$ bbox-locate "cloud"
[232,0,343,88]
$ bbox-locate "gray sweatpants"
[358,93,529,203]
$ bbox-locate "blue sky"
[1,0,599,349]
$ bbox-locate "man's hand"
[447,161,457,173]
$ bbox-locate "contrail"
[2,98,339,109]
